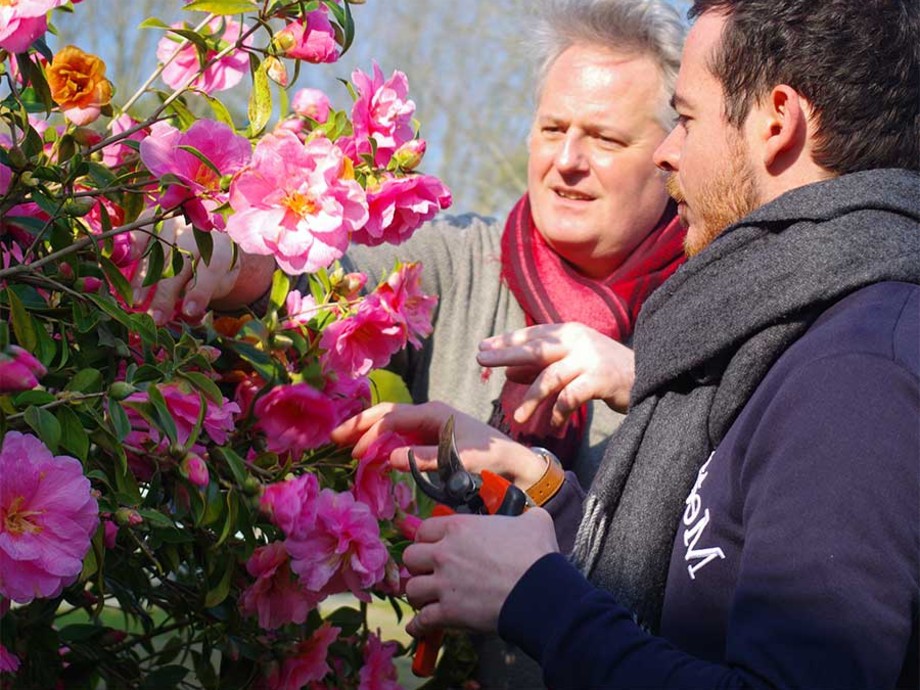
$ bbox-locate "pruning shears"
[407,415,531,677]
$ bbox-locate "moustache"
[665,174,685,203]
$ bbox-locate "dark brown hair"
[689,0,919,173]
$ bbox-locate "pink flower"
[254,383,338,457]
[0,345,46,394]
[125,382,240,447]
[391,138,426,171]
[358,633,401,690]
[227,131,368,274]
[102,519,118,550]
[324,373,371,425]
[260,473,319,540]
[375,261,438,348]
[102,114,148,169]
[0,643,19,673]
[319,295,404,378]
[157,17,252,94]
[286,489,388,600]
[292,88,331,123]
[353,174,452,248]
[140,119,251,231]
[0,0,65,54]
[239,542,322,630]
[180,452,209,488]
[350,63,415,167]
[352,431,421,520]
[0,432,99,604]
[276,8,339,64]
[282,289,318,329]
[265,622,340,690]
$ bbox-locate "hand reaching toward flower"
[130,217,275,325]
[330,401,549,491]
[477,323,636,423]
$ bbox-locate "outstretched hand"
[130,218,276,325]
[403,508,558,637]
[330,400,548,490]
[477,323,635,424]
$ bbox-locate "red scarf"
[489,194,686,466]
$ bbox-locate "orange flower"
[46,45,113,125]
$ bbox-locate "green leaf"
[24,405,61,451]
[147,384,179,445]
[184,0,258,14]
[247,60,272,136]
[369,368,413,404]
[204,95,235,128]
[57,405,89,461]
[108,399,131,441]
[193,227,214,266]
[164,28,211,56]
[214,490,238,547]
[165,97,196,130]
[326,606,363,636]
[12,390,55,407]
[100,256,133,304]
[142,238,166,288]
[268,269,291,313]
[130,313,158,347]
[7,287,38,351]
[140,666,188,690]
[204,561,233,608]
[65,368,104,393]
[210,446,249,486]
[138,17,171,29]
[178,371,223,405]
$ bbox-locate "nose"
[653,125,682,172]
[555,132,588,173]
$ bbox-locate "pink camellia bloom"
[0,0,64,54]
[0,345,46,394]
[265,622,340,690]
[102,114,148,169]
[352,174,452,248]
[239,542,322,630]
[375,261,438,348]
[140,119,252,231]
[0,643,19,673]
[276,7,339,64]
[254,383,339,457]
[259,473,319,540]
[353,454,395,521]
[180,452,209,488]
[291,88,331,123]
[323,373,371,426]
[286,489,388,600]
[319,295,404,379]
[0,432,99,604]
[350,63,415,167]
[125,382,239,447]
[227,131,368,274]
[358,633,400,690]
[157,17,252,94]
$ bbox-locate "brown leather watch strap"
[525,447,566,506]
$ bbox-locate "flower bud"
[114,507,143,527]
[108,381,136,401]
[76,276,103,293]
[72,127,103,146]
[271,30,296,54]
[181,453,210,488]
[6,147,28,169]
[242,476,262,496]
[62,197,95,217]
[392,139,426,171]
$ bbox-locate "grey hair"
[530,0,686,129]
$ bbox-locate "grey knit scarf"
[571,168,920,631]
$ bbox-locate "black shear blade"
[408,448,449,504]
[437,415,463,484]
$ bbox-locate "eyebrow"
[670,93,691,111]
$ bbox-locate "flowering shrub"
[0,1,452,688]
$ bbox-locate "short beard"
[667,135,761,257]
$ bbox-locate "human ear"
[757,85,809,169]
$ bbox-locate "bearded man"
[334,0,920,685]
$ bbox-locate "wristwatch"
[525,447,566,506]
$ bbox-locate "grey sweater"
[341,213,624,487]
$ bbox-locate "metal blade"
[436,415,464,484]
[408,448,449,504]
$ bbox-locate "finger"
[504,364,543,384]
[387,445,439,473]
[412,515,455,544]
[342,401,451,458]
[403,539,440,573]
[514,361,578,424]
[329,403,399,444]
[407,603,445,638]
[551,374,598,426]
[478,324,563,351]
[404,572,439,608]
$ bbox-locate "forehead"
[537,44,665,127]
[674,12,727,107]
